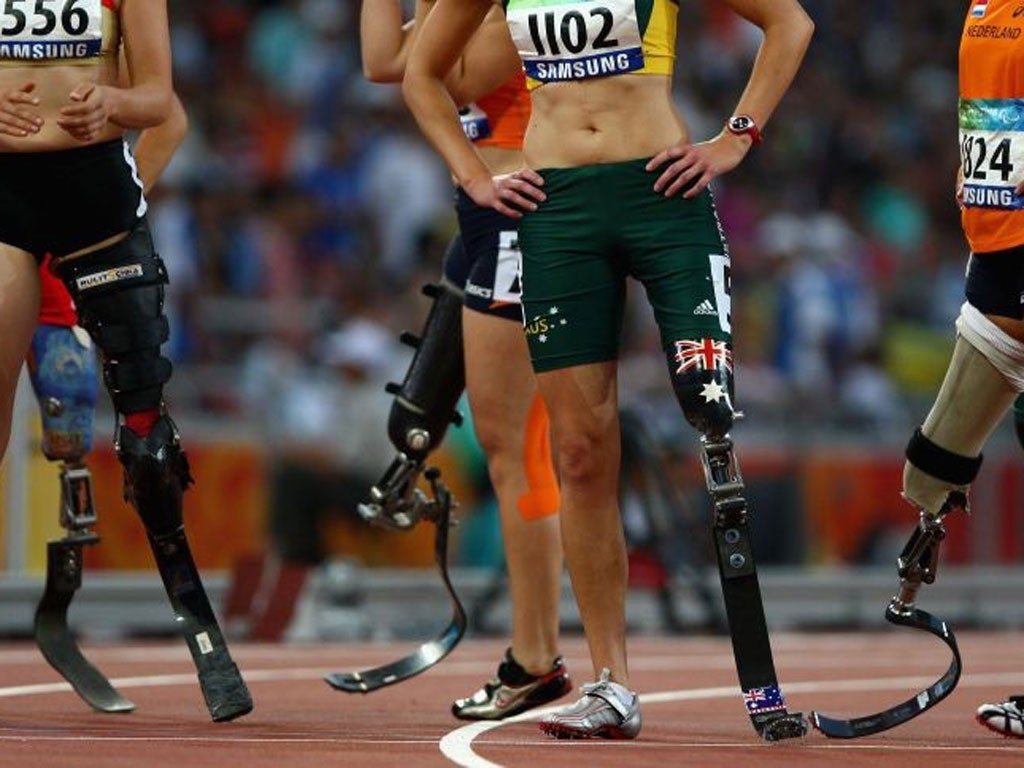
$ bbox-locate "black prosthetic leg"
[117,416,252,721]
[34,463,134,713]
[329,277,468,693]
[702,436,807,740]
[811,493,964,738]
[670,344,805,740]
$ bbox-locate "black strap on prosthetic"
[34,465,134,713]
[702,437,807,741]
[905,428,982,485]
[52,220,172,414]
[811,493,965,739]
[117,416,253,722]
[327,469,466,692]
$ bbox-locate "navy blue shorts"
[965,245,1024,319]
[442,188,523,323]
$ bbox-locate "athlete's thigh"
[463,308,536,443]
[0,245,41,459]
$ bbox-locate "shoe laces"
[581,668,632,719]
[582,668,613,696]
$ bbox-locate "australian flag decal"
[743,685,787,715]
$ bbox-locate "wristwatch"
[726,114,762,145]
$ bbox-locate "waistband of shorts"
[534,157,654,178]
[0,138,124,162]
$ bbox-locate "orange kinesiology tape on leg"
[516,392,560,520]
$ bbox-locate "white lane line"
[439,672,1024,768]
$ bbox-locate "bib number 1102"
[527,7,618,56]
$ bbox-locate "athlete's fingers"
[654,152,702,193]
[67,82,95,102]
[499,187,540,212]
[501,177,546,203]
[646,144,688,172]
[662,161,705,197]
[515,168,545,186]
[0,118,31,136]
[683,171,714,199]
[1016,181,1024,196]
[7,90,40,106]
[59,100,102,118]
[493,198,525,219]
[0,107,41,130]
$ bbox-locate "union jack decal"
[673,338,733,375]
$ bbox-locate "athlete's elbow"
[363,60,403,84]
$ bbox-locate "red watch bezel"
[727,115,762,145]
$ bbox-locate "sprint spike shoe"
[977,696,1024,737]
[539,668,641,740]
[452,648,571,720]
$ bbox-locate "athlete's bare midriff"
[524,74,687,168]
[0,58,123,152]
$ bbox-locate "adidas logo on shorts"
[692,300,717,316]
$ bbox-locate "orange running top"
[959,0,1024,253]
[459,71,530,150]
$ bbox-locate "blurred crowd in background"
[152,1,968,438]
[134,1,980,561]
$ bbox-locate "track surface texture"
[0,633,1021,767]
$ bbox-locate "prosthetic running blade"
[326,469,466,692]
[811,501,963,738]
[34,535,134,713]
[810,605,961,738]
[150,530,253,722]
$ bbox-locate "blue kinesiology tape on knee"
[28,324,100,460]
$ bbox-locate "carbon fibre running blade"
[34,539,134,713]
[325,616,464,692]
[150,530,253,722]
[810,607,961,738]
[327,476,465,693]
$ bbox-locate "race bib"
[959,98,1024,211]
[506,0,643,83]
[459,102,492,142]
[0,0,103,60]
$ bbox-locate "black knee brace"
[116,414,194,540]
[667,339,735,439]
[53,219,172,415]
[386,278,466,461]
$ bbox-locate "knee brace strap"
[54,221,172,414]
[386,277,466,460]
[905,427,982,486]
[956,302,1024,392]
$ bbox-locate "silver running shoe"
[539,668,641,740]
[452,648,572,721]
[977,696,1024,737]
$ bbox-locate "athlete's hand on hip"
[464,168,546,219]
[647,132,751,198]
[58,83,116,142]
[0,82,42,137]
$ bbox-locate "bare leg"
[0,246,40,461]
[463,308,562,673]
[535,361,628,686]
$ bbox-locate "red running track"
[0,632,1021,767]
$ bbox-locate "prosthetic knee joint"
[360,279,465,529]
[53,220,192,541]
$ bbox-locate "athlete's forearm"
[723,0,814,131]
[134,93,187,193]
[116,0,173,128]
[361,0,415,82]
[404,0,493,187]
[444,8,522,106]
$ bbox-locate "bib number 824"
[2,0,91,37]
[962,134,1015,182]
